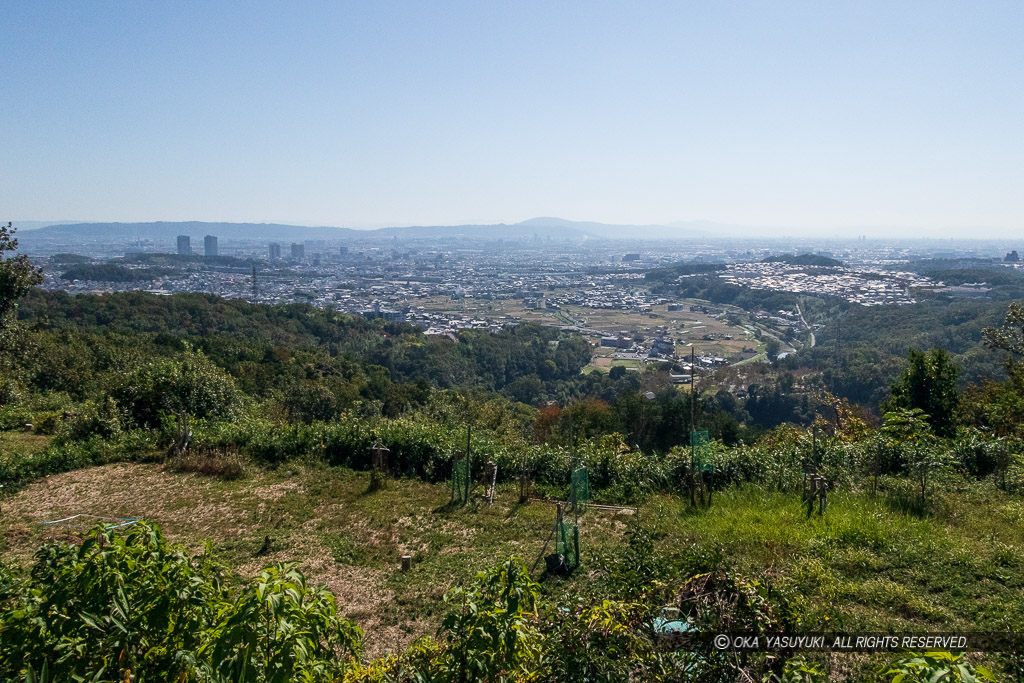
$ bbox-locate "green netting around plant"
[554,522,580,570]
[569,465,589,513]
[450,459,471,505]
[690,430,712,471]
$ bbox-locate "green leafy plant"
[199,562,362,682]
[437,557,540,683]
[883,651,996,683]
[534,600,655,683]
[765,658,829,683]
[0,523,362,683]
[882,408,949,504]
[0,522,228,682]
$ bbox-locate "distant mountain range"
[14,218,732,244]
[18,221,362,243]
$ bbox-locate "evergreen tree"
[886,348,961,437]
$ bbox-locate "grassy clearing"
[732,339,768,366]
[0,461,631,659]
[0,431,51,456]
[653,484,1024,634]
[3,463,1024,674]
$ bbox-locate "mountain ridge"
[15,217,719,243]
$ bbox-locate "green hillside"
[2,240,1024,680]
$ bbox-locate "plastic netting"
[690,430,713,472]
[554,521,580,570]
[568,465,590,514]
[450,459,471,505]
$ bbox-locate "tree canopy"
[886,348,961,437]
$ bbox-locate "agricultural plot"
[577,304,762,373]
[407,291,769,376]
[411,293,753,344]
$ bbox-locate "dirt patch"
[3,463,186,521]
[0,462,611,662]
[238,541,411,659]
[0,462,433,660]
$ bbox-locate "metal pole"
[488,462,497,505]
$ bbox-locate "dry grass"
[166,446,247,480]
[0,461,631,660]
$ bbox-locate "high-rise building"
[176,235,191,255]
[339,245,349,256]
[204,235,218,257]
[269,243,282,260]
[291,243,305,259]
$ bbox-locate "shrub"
[0,523,229,681]
[112,346,242,428]
[167,446,247,480]
[55,397,126,442]
[882,651,996,682]
[436,557,540,682]
[200,562,362,681]
[0,523,363,683]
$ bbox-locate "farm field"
[410,292,766,375]
[411,294,755,347]
[4,460,1023,677]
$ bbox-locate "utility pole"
[689,344,698,507]
[832,317,841,392]
[834,318,841,364]
[690,345,697,431]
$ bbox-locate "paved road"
[796,303,815,348]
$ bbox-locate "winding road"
[796,303,815,348]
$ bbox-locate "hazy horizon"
[3,2,1022,238]
[10,216,1022,242]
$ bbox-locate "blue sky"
[2,1,1022,236]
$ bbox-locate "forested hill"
[644,262,809,312]
[16,290,592,399]
[58,264,174,282]
[902,258,1024,300]
[797,298,1008,406]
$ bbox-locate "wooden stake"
[487,461,498,505]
